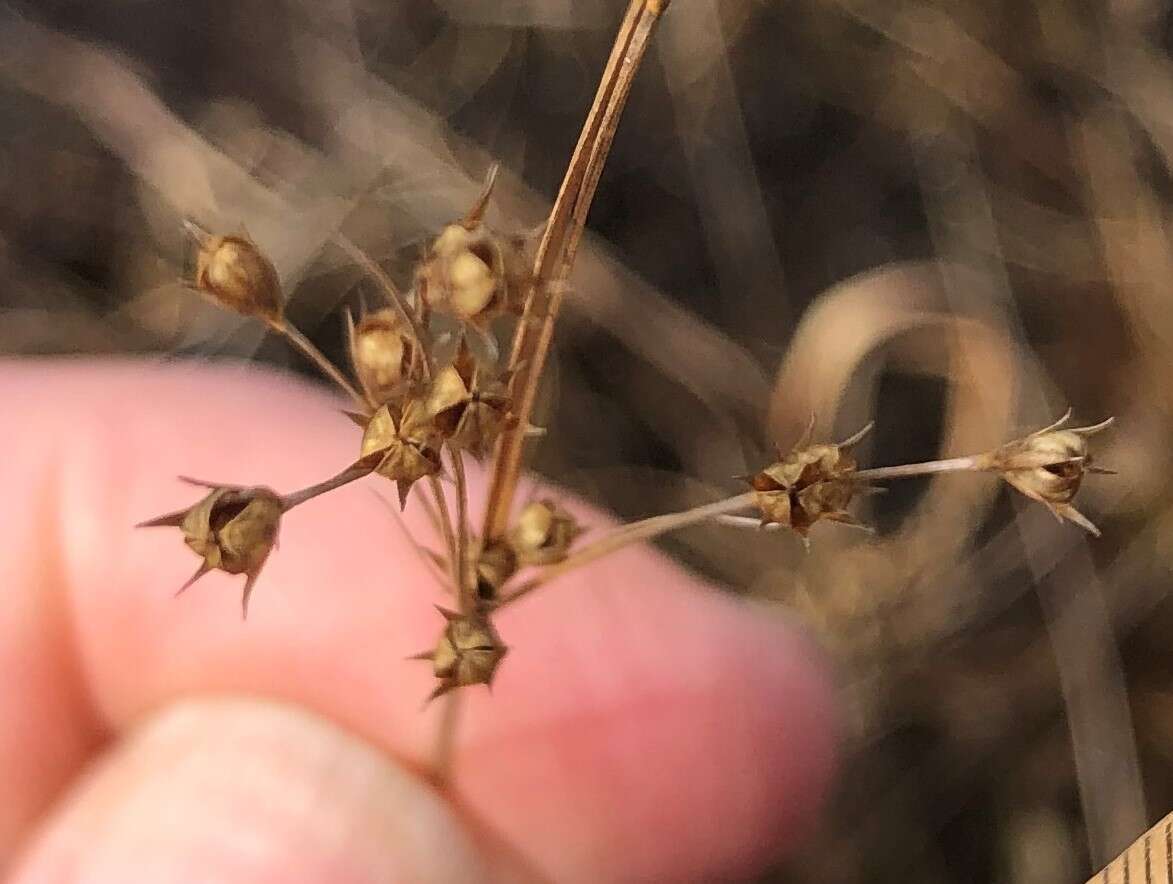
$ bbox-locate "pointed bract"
[175,561,212,596]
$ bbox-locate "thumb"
[11,697,521,884]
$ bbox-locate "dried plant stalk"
[451,449,473,610]
[480,0,670,543]
[281,457,379,509]
[499,491,754,608]
[427,475,459,588]
[852,456,983,482]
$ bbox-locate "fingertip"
[10,699,506,884]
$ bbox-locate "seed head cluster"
[138,7,1118,711]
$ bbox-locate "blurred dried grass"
[3,0,1173,880]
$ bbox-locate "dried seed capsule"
[139,484,284,617]
[349,308,423,406]
[360,399,443,508]
[410,608,508,702]
[978,410,1114,535]
[414,169,532,325]
[472,539,518,601]
[418,224,530,323]
[508,499,582,566]
[424,346,513,458]
[744,421,873,540]
[187,224,284,324]
[430,538,517,602]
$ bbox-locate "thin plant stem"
[427,475,459,588]
[852,455,984,482]
[415,483,445,542]
[498,490,753,609]
[334,234,434,381]
[451,449,473,612]
[270,319,366,407]
[481,0,670,543]
[429,456,474,786]
[716,514,783,531]
[430,691,462,787]
[281,457,378,510]
[369,489,449,590]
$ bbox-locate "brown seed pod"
[471,538,518,601]
[139,484,284,617]
[410,607,508,702]
[744,421,874,540]
[360,399,443,508]
[424,345,513,459]
[508,499,583,566]
[187,223,284,324]
[348,308,425,406]
[430,537,518,602]
[977,410,1114,535]
[414,169,532,326]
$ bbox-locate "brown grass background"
[2,0,1171,880]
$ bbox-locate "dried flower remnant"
[349,308,425,407]
[361,400,444,508]
[976,410,1115,535]
[139,484,284,617]
[411,607,508,702]
[508,499,583,566]
[185,222,284,324]
[744,422,875,541]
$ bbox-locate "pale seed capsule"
[415,170,532,324]
[350,309,421,405]
[979,410,1114,535]
[446,247,497,318]
[418,223,517,322]
[508,499,582,566]
[191,229,284,324]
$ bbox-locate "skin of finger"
[11,697,519,884]
[0,436,106,867]
[0,359,839,882]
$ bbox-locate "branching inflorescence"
[139,0,1114,772]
